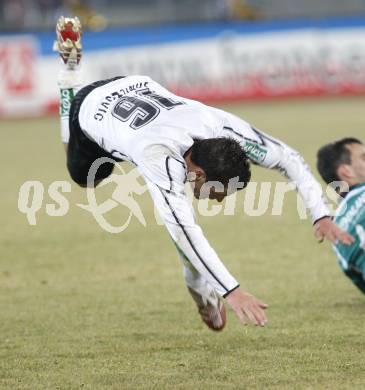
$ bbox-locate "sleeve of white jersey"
[142,156,240,297]
[218,111,331,224]
[246,128,330,224]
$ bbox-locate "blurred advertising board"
[0,36,40,116]
[2,19,365,117]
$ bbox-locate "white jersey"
[78,75,330,296]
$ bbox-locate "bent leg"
[55,17,116,187]
[66,78,126,187]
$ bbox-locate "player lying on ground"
[317,138,365,294]
[54,17,351,331]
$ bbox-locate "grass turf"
[1,97,365,389]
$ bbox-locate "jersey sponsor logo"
[243,141,267,163]
[60,88,74,117]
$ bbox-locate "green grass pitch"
[1,97,365,389]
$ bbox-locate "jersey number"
[112,89,184,130]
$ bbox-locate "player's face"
[192,179,230,202]
[347,143,365,184]
[193,183,227,202]
[208,186,228,202]
[188,165,241,201]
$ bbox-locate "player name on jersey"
[94,79,149,121]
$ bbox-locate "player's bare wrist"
[313,215,331,226]
[223,284,240,299]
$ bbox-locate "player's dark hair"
[190,137,251,188]
[317,137,363,184]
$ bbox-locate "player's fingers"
[324,230,337,244]
[330,225,346,239]
[346,233,355,243]
[242,307,258,326]
[252,304,268,326]
[246,304,267,327]
[315,229,324,243]
[314,227,322,236]
[337,231,355,245]
[252,311,266,327]
[256,299,268,309]
[236,308,248,325]
[338,235,352,245]
[247,306,261,326]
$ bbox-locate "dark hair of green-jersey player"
[317,138,365,191]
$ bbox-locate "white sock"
[58,66,83,144]
[183,264,217,306]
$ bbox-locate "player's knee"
[67,159,115,188]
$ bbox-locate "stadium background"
[1,1,365,389]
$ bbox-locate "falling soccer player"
[54,16,352,331]
[317,138,365,294]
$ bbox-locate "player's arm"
[142,157,267,326]
[220,115,353,245]
[248,128,353,245]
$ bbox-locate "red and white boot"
[53,16,82,69]
[188,286,226,331]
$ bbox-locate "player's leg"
[66,84,116,187]
[54,16,115,187]
[183,262,226,331]
[54,16,83,151]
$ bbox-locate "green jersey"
[334,183,365,274]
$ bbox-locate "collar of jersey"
[346,182,365,197]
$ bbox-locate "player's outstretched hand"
[225,288,268,327]
[314,217,354,245]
